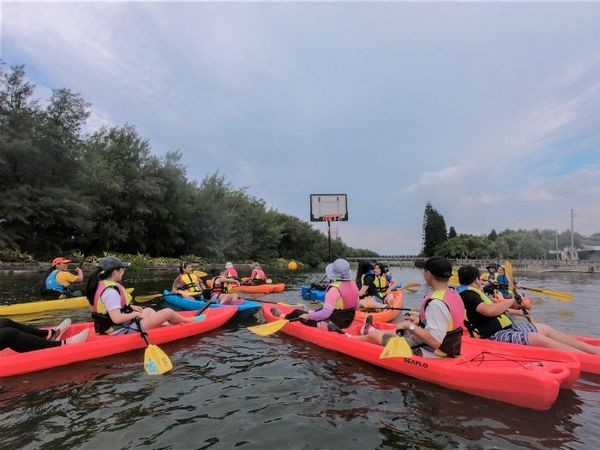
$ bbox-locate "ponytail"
[85,267,118,305]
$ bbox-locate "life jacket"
[176,273,201,292]
[252,268,266,281]
[325,281,359,311]
[359,271,374,289]
[485,272,497,282]
[373,274,391,297]
[211,276,228,295]
[45,270,66,292]
[417,289,464,357]
[495,275,510,294]
[90,280,132,334]
[464,286,513,337]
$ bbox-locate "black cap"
[486,263,499,270]
[458,265,480,285]
[98,256,131,272]
[414,256,452,279]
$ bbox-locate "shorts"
[488,323,538,345]
[109,321,140,336]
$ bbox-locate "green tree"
[421,202,447,257]
[448,226,457,239]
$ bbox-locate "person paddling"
[172,261,207,298]
[244,262,268,285]
[458,265,600,354]
[42,256,84,299]
[351,256,464,358]
[86,256,196,335]
[358,263,398,309]
[208,269,244,305]
[0,317,88,352]
[224,262,238,279]
[272,258,359,331]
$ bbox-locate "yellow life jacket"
[178,273,201,292]
[466,286,513,330]
[373,275,389,296]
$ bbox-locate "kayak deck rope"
[457,351,567,369]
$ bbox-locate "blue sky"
[2,1,599,254]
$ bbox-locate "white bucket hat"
[325,258,352,281]
[225,262,234,269]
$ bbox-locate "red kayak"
[260,305,580,410]
[0,308,236,377]
[462,330,600,375]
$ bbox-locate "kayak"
[0,308,236,377]
[355,290,404,323]
[301,285,325,302]
[162,290,261,319]
[206,279,285,294]
[0,288,134,316]
[260,304,579,410]
[463,330,600,375]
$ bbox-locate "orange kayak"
[355,290,404,323]
[206,279,285,294]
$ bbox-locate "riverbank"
[0,257,305,273]
[380,259,600,274]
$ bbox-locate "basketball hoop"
[323,214,343,239]
[322,214,344,223]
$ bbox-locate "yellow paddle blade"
[521,286,573,302]
[135,293,163,303]
[401,283,421,290]
[266,279,273,284]
[144,344,173,375]
[505,261,515,291]
[247,319,290,336]
[379,336,413,358]
[449,274,459,286]
[193,271,208,278]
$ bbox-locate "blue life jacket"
[45,270,65,293]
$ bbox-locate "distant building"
[578,245,600,261]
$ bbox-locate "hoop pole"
[327,218,332,262]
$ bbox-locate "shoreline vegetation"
[1,254,598,274]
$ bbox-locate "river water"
[1,266,599,449]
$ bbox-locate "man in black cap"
[351,256,464,358]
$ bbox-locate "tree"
[421,202,447,257]
[448,226,457,239]
[488,229,498,241]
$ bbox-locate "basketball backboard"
[309,194,348,222]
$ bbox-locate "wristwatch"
[408,324,416,332]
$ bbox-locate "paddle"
[379,335,413,358]
[136,319,173,375]
[248,317,302,336]
[504,261,534,324]
[398,282,421,292]
[135,290,203,303]
[518,286,573,302]
[364,306,415,312]
[137,299,213,375]
[193,271,208,278]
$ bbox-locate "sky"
[1,1,599,255]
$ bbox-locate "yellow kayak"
[0,288,134,316]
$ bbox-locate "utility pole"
[570,209,576,261]
[555,231,559,261]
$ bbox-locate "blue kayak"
[162,290,261,319]
[301,285,325,302]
